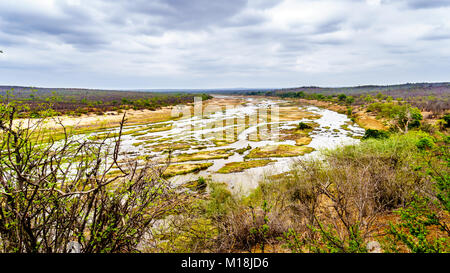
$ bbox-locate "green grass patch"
[217,159,275,174]
[162,163,213,178]
[245,145,315,159]
[172,149,235,163]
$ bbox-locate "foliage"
[0,103,180,253]
[367,102,422,132]
[297,122,312,130]
[416,136,435,150]
[384,135,449,253]
[283,222,367,253]
[249,200,271,253]
[386,195,449,253]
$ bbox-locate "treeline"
[0,86,212,117]
[229,82,450,115]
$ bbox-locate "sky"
[0,0,449,89]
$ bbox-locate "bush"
[367,103,422,132]
[346,96,355,104]
[0,103,181,253]
[298,122,313,130]
[278,133,429,252]
[416,136,435,150]
[338,94,347,102]
[444,114,450,128]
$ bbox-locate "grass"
[245,144,315,159]
[340,124,351,131]
[295,137,312,146]
[172,149,235,163]
[235,144,252,154]
[88,127,147,140]
[278,106,322,121]
[162,163,213,178]
[147,126,172,133]
[199,131,448,253]
[217,159,276,174]
[148,142,191,153]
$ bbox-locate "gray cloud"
[107,0,250,30]
[405,0,450,9]
[0,0,449,88]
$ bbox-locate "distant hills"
[0,82,449,97]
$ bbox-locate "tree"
[346,96,355,104]
[0,101,181,252]
[338,94,347,102]
[392,105,422,133]
[364,95,374,103]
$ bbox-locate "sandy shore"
[295,98,388,130]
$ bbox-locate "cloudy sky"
[0,0,449,89]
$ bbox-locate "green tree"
[338,94,347,102]
[393,105,422,133]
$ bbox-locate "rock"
[67,241,82,253]
[367,241,382,253]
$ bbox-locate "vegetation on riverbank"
[245,145,315,159]
[217,160,276,174]
[0,86,212,117]
[0,90,448,253]
[156,129,449,253]
[171,149,235,163]
[146,99,449,253]
[163,163,213,178]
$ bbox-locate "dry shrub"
[265,133,432,251]
[214,205,290,253]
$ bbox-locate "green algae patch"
[217,159,275,174]
[88,127,148,140]
[162,163,213,178]
[245,145,315,159]
[131,131,149,137]
[235,144,252,154]
[340,124,350,131]
[295,137,312,146]
[212,139,237,147]
[147,125,172,133]
[133,139,160,147]
[172,149,235,163]
[136,135,159,141]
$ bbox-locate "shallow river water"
[85,96,365,193]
